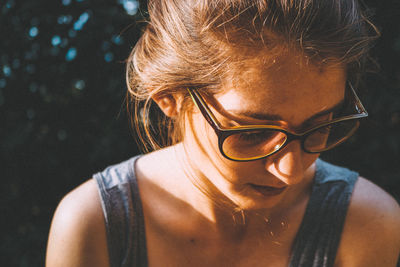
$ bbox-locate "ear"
[152,93,182,118]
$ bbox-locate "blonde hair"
[126,0,378,152]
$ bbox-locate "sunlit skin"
[45,50,400,267]
[127,52,348,266]
[113,51,349,266]
[181,52,346,214]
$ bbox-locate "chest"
[144,210,306,267]
[146,231,297,267]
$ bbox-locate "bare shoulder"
[46,179,109,267]
[336,177,400,267]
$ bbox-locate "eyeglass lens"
[221,119,360,160]
[222,130,287,159]
[303,119,360,152]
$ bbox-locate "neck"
[171,143,314,239]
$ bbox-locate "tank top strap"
[289,158,359,267]
[93,155,148,267]
[94,156,358,267]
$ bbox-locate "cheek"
[185,113,221,161]
[302,152,320,170]
[186,113,247,181]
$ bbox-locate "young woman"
[46,0,400,266]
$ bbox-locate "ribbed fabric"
[288,159,358,267]
[94,157,358,267]
[94,156,147,267]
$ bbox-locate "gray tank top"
[94,156,358,267]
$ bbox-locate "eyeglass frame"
[187,83,368,162]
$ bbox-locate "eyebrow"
[301,99,345,127]
[228,99,345,126]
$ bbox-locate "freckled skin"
[46,51,400,267]
[184,52,346,211]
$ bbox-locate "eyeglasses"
[187,83,368,162]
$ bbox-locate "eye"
[238,131,265,142]
[236,130,277,143]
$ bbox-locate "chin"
[231,188,288,211]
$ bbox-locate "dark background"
[1,0,399,266]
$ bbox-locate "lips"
[249,184,287,197]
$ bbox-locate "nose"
[264,140,305,185]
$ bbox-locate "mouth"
[249,184,287,197]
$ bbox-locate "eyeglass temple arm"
[348,83,368,115]
[187,84,367,132]
[187,88,223,130]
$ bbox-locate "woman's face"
[183,53,346,211]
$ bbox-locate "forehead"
[217,53,346,127]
